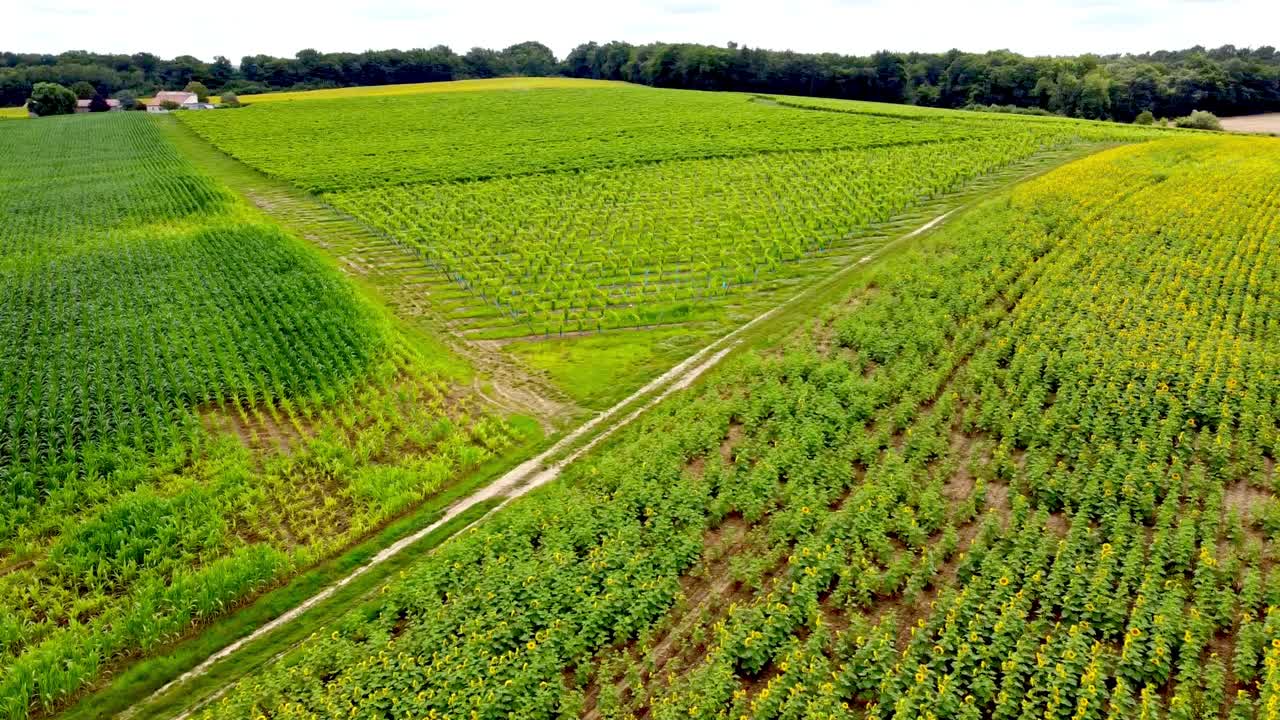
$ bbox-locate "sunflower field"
[194,135,1280,720]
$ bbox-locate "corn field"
[0,113,515,719]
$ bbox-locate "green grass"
[508,326,720,410]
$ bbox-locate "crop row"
[329,129,1142,337]
[192,135,1280,719]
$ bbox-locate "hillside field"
[176,82,1163,407]
[1,77,1277,720]
[192,134,1280,720]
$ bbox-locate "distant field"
[0,106,25,119]
[328,136,1095,336]
[1221,112,1280,134]
[180,85,1019,191]
[178,85,1163,349]
[236,75,624,104]
[138,76,619,107]
[761,93,1089,122]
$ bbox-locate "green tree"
[463,47,501,78]
[209,56,235,87]
[914,81,941,106]
[114,90,138,110]
[183,81,210,102]
[88,94,110,112]
[1048,71,1082,115]
[1077,69,1113,119]
[1174,110,1222,130]
[1133,110,1155,125]
[499,41,557,76]
[70,80,96,99]
[219,92,241,108]
[28,82,77,116]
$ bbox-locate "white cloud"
[1,0,1273,61]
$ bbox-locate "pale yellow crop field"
[0,106,28,119]
[234,77,628,105]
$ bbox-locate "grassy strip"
[55,427,542,720]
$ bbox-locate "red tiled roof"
[76,98,122,108]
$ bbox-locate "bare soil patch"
[1225,480,1273,520]
[201,403,307,456]
[1220,113,1280,134]
[943,430,978,501]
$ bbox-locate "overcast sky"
[6,0,1276,62]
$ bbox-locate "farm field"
[0,106,24,120]
[176,81,1166,408]
[138,76,623,108]
[228,75,627,104]
[176,83,1165,193]
[184,133,1280,720]
[0,113,524,719]
[1221,113,1280,134]
[8,77,1260,720]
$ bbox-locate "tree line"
[4,41,1277,121]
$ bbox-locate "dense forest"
[4,40,1278,121]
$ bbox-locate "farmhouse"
[74,98,122,113]
[146,91,210,113]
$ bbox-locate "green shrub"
[1174,110,1222,131]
